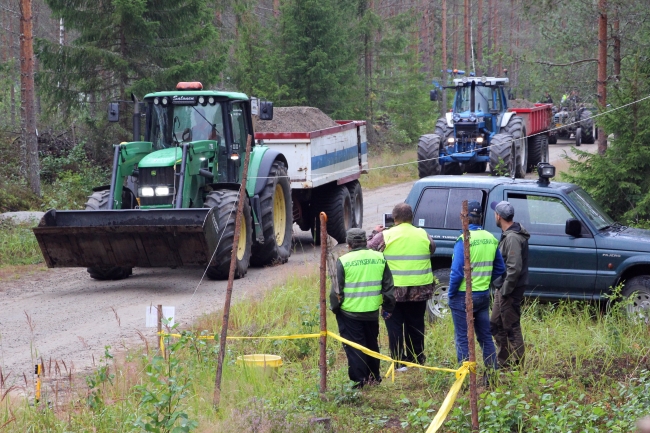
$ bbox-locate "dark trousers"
[490,287,525,367]
[385,300,427,364]
[336,313,381,386]
[449,293,498,369]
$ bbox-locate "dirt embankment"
[256,107,338,133]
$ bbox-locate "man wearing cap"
[489,200,530,368]
[330,228,395,388]
[448,200,506,372]
[368,203,435,368]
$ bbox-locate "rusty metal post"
[319,213,328,395]
[213,135,253,409]
[461,200,479,432]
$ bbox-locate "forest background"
[1,0,650,223]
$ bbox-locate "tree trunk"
[273,0,279,18]
[9,6,16,128]
[597,0,607,155]
[19,0,41,196]
[476,0,483,73]
[441,0,448,116]
[613,6,620,78]
[452,0,458,70]
[464,0,470,73]
[487,0,493,74]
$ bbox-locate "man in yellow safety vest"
[369,203,436,369]
[330,228,395,388]
[448,200,505,373]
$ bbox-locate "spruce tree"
[37,0,224,117]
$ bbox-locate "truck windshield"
[149,103,224,150]
[454,85,492,113]
[568,188,615,230]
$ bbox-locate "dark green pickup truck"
[405,166,650,320]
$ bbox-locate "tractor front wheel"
[251,161,293,266]
[204,189,252,280]
[85,189,133,281]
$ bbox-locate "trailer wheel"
[417,134,442,178]
[204,189,252,280]
[346,180,363,229]
[312,185,352,244]
[85,190,133,281]
[548,134,558,145]
[580,110,595,144]
[527,134,549,171]
[251,160,293,266]
[575,127,582,147]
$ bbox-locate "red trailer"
[509,103,553,167]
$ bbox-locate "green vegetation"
[0,219,43,267]
[3,272,649,432]
[360,149,418,190]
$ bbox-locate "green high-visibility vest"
[383,223,434,287]
[340,249,386,313]
[455,229,499,292]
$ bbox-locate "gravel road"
[0,141,587,382]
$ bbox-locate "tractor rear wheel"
[346,180,363,229]
[501,116,527,178]
[204,189,252,280]
[251,161,293,266]
[417,134,442,178]
[575,127,582,147]
[580,110,595,144]
[489,133,520,177]
[85,190,134,281]
[527,134,549,171]
[311,185,353,244]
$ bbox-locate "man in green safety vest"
[448,200,506,374]
[330,228,395,388]
[369,203,436,369]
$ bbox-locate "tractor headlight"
[153,97,160,105]
[161,97,169,106]
[198,96,206,105]
[208,96,215,105]
[452,113,461,123]
[447,137,455,144]
[141,187,154,197]
[476,136,484,143]
[155,186,170,196]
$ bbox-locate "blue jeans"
[448,292,497,370]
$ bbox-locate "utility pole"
[597,0,607,155]
[19,0,41,196]
[476,0,483,74]
[464,0,470,73]
[441,0,448,117]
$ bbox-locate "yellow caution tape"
[157,330,476,432]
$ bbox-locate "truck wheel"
[251,161,293,266]
[575,127,582,147]
[312,185,352,244]
[622,276,650,319]
[548,134,558,145]
[417,134,442,178]
[346,180,363,229]
[580,110,595,144]
[85,190,133,281]
[204,189,252,280]
[527,134,549,171]
[489,133,517,177]
[502,116,527,178]
[427,268,450,322]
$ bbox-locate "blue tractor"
[418,76,532,178]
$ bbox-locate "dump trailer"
[255,118,368,243]
[509,103,553,169]
[33,82,294,281]
[418,76,551,178]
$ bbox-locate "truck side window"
[414,188,449,228]
[445,188,484,229]
[507,193,576,236]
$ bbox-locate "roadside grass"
[3,271,650,432]
[361,149,418,190]
[0,220,43,268]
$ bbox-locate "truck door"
[504,191,597,300]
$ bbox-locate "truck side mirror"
[430,89,439,101]
[565,218,582,237]
[108,102,119,122]
[259,101,274,120]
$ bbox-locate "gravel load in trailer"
[256,109,368,244]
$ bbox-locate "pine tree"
[37,0,224,117]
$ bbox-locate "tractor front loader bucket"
[33,208,221,269]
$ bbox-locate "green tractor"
[33,82,293,280]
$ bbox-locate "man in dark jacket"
[489,201,530,367]
[330,228,395,387]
